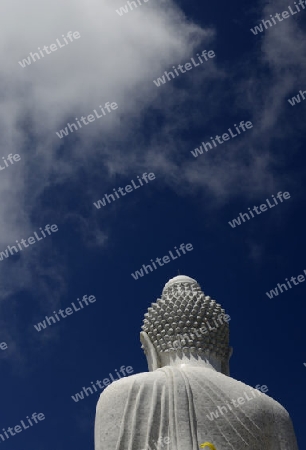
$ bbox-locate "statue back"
[95,365,297,450]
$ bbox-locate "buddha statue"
[95,275,299,450]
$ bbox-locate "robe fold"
[95,366,299,450]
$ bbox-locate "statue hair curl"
[141,280,231,362]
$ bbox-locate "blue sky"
[0,0,305,449]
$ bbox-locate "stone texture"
[95,275,299,450]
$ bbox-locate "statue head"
[140,275,232,375]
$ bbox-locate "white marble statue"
[95,275,299,450]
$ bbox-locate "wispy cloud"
[0,0,305,309]
[0,0,211,305]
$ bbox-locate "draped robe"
[95,365,299,450]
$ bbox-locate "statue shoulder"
[97,370,163,403]
[251,388,291,416]
[94,370,169,450]
[267,396,299,449]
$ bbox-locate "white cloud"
[0,0,213,304]
[0,0,305,308]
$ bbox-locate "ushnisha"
[0,153,21,171]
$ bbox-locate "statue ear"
[222,346,233,376]
[140,331,160,371]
